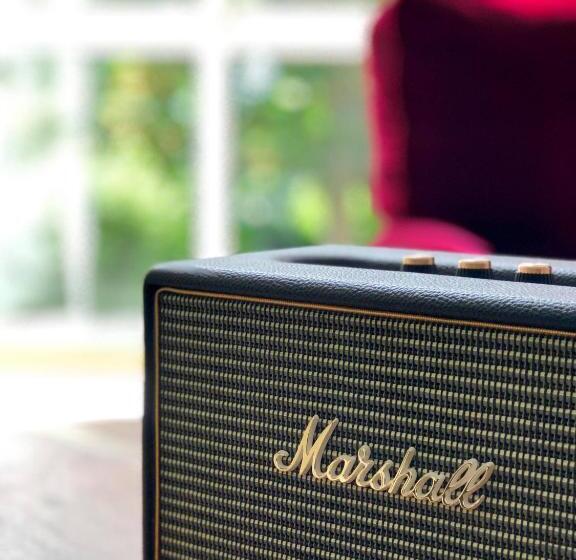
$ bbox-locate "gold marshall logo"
[273,416,495,512]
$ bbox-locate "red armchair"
[369,0,576,257]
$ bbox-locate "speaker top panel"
[145,245,576,332]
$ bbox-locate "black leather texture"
[145,245,576,332]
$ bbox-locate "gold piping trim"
[153,287,576,559]
[154,291,161,560]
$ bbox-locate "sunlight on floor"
[0,373,143,436]
[0,315,143,435]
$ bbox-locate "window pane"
[234,62,377,252]
[93,60,192,311]
[0,59,65,313]
[94,0,194,4]
[263,0,381,4]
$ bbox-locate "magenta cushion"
[368,0,576,257]
[373,217,492,254]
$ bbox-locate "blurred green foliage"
[94,60,376,311]
[235,63,377,251]
[94,61,191,310]
[3,58,375,312]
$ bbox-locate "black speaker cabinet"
[144,246,576,560]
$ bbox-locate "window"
[1,0,382,315]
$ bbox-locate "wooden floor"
[0,420,142,560]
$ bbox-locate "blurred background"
[0,1,382,558]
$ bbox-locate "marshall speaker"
[143,245,576,560]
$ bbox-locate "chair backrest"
[368,0,576,257]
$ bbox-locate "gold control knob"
[457,258,492,279]
[517,263,552,275]
[458,258,491,270]
[402,254,435,266]
[401,254,435,273]
[515,263,553,284]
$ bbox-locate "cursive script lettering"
[273,416,495,512]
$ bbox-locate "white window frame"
[2,0,375,313]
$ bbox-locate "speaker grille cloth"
[156,291,576,560]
